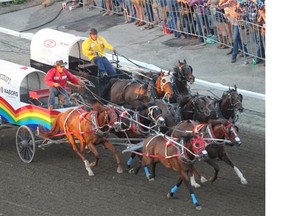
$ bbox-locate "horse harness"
[62,108,115,137]
[202,122,239,146]
[129,106,163,136]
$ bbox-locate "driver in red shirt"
[45,60,84,110]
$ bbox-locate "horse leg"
[126,152,136,171]
[189,165,207,188]
[67,135,94,176]
[181,171,202,210]
[126,151,142,173]
[138,157,154,181]
[167,177,183,199]
[86,142,100,167]
[150,160,157,179]
[103,141,123,173]
[204,158,219,182]
[143,165,154,181]
[221,153,248,184]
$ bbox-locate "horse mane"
[181,133,193,142]
[179,94,193,107]
[91,100,109,113]
[209,118,228,127]
[136,103,148,112]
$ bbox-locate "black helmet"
[89,28,97,35]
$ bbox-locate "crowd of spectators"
[78,0,266,64]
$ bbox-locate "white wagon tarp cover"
[0,59,46,102]
[31,28,87,67]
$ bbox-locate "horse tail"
[38,114,62,138]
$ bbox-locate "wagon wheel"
[16,125,36,163]
[70,93,86,107]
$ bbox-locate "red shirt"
[45,67,79,88]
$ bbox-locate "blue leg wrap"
[144,166,150,178]
[127,157,133,166]
[170,185,178,194]
[191,193,198,205]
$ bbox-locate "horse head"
[104,107,122,130]
[211,119,241,146]
[193,95,214,117]
[155,71,174,101]
[137,103,166,128]
[147,103,166,127]
[221,86,244,122]
[136,82,154,105]
[181,132,208,162]
[176,59,195,84]
[172,120,208,162]
[111,107,133,132]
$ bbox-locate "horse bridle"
[204,122,240,145]
[147,105,165,127]
[224,92,242,110]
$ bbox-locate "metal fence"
[85,0,265,62]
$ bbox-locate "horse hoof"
[90,162,97,167]
[200,176,208,183]
[209,176,217,182]
[241,179,248,184]
[88,171,95,177]
[166,192,173,199]
[128,168,134,174]
[191,183,201,188]
[117,166,124,174]
[195,205,202,210]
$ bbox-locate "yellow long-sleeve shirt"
[82,35,114,61]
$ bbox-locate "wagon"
[0,59,82,163]
[28,28,139,101]
[0,29,158,163]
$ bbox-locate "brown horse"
[39,104,123,176]
[134,120,207,210]
[189,118,248,186]
[179,85,244,123]
[113,103,166,171]
[104,78,153,109]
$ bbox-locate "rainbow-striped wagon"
[0,59,83,163]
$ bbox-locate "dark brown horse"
[39,104,123,176]
[189,118,248,186]
[180,85,244,123]
[134,120,207,210]
[173,59,195,86]
[104,78,153,109]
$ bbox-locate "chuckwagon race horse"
[39,103,124,176]
[179,85,244,123]
[195,119,247,185]
[133,120,207,210]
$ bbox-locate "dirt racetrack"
[0,125,264,216]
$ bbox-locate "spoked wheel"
[70,93,86,107]
[16,125,36,163]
